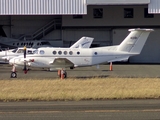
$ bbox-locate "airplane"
[0,36,93,63]
[0,36,54,49]
[9,28,153,79]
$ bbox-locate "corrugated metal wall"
[148,0,160,13]
[86,0,150,5]
[0,0,87,15]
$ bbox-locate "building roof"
[0,0,159,15]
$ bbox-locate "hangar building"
[0,0,160,63]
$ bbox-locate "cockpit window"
[40,50,45,54]
[17,49,24,53]
[33,50,38,54]
[27,50,33,54]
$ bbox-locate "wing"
[49,58,74,68]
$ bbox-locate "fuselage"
[9,47,137,69]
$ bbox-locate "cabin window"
[17,43,19,46]
[94,52,98,55]
[58,51,62,55]
[69,51,73,55]
[64,51,67,55]
[53,51,57,55]
[77,52,80,55]
[40,50,45,54]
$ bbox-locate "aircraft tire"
[64,72,67,78]
[11,72,17,78]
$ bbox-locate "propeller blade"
[24,46,26,58]
[23,46,27,74]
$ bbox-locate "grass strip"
[0,78,160,101]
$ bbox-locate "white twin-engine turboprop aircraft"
[9,28,153,78]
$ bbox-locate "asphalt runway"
[0,100,160,120]
[1,63,160,79]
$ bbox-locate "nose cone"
[9,58,14,65]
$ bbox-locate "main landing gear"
[58,70,67,79]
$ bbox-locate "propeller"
[4,48,8,62]
[23,46,27,74]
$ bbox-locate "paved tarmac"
[1,63,160,79]
[0,64,160,120]
[0,99,160,120]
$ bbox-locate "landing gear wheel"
[60,70,67,79]
[64,71,67,78]
[11,72,17,78]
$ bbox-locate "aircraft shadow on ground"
[70,75,110,79]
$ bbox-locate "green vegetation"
[0,78,160,101]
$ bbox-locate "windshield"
[33,50,38,54]
[17,49,24,53]
[27,50,34,54]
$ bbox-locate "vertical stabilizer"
[117,28,153,54]
[70,37,94,48]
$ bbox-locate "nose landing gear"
[11,65,17,78]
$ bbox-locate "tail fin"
[70,37,94,48]
[117,28,154,54]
